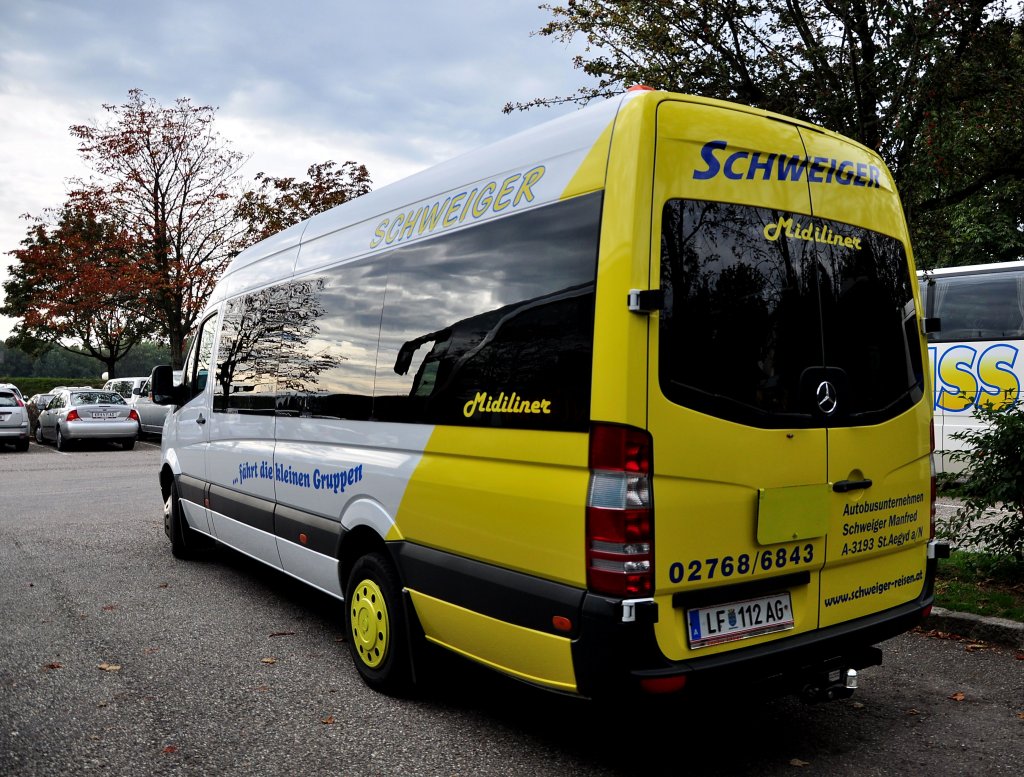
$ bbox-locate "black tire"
[55,428,70,452]
[34,425,43,444]
[345,553,412,695]
[122,437,136,451]
[166,480,211,559]
[15,439,29,452]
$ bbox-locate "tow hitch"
[801,668,860,703]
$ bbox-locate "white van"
[152,88,946,700]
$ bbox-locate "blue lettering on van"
[232,459,364,494]
[693,140,882,188]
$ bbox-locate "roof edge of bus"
[222,91,640,280]
[918,259,1024,277]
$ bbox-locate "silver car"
[37,389,140,451]
[0,387,30,452]
[132,378,171,437]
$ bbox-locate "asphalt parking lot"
[1,441,1022,776]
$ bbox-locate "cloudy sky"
[0,0,595,341]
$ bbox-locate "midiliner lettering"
[693,140,882,188]
[463,391,552,418]
[764,217,861,251]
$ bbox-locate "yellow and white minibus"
[152,87,947,701]
[919,260,1024,473]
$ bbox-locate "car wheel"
[15,439,29,452]
[165,481,211,559]
[345,552,413,695]
[122,437,136,451]
[56,428,70,452]
[35,425,44,444]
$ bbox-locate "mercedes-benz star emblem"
[816,380,838,415]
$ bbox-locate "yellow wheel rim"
[350,578,389,669]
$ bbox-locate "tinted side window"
[181,314,217,403]
[925,269,1024,342]
[214,287,287,414]
[274,270,387,421]
[373,193,601,431]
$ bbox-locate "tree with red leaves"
[69,89,248,368]
[2,189,154,378]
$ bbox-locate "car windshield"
[71,391,126,405]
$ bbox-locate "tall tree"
[516,1,1024,267]
[234,161,372,246]
[1,189,155,378]
[70,89,248,367]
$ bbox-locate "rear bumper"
[63,421,139,440]
[573,557,938,699]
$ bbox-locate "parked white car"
[103,376,148,400]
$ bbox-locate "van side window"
[214,287,288,414]
[274,270,386,420]
[181,313,218,403]
[374,192,601,431]
[924,269,1024,342]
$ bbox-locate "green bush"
[941,402,1024,561]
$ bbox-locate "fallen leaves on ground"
[321,715,336,725]
[789,758,810,767]
[162,745,178,754]
[949,691,966,702]
[97,662,122,672]
[269,631,295,637]
[42,662,62,670]
[261,657,277,664]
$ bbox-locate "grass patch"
[934,550,1024,621]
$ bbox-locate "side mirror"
[150,365,182,406]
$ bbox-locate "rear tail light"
[586,424,653,597]
[129,409,141,422]
[66,409,81,422]
[15,397,25,407]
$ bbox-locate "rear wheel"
[345,553,412,695]
[55,428,70,452]
[34,426,43,444]
[15,439,29,452]
[122,437,136,451]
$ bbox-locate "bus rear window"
[659,200,922,428]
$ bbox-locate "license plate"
[687,592,794,648]
[92,411,118,419]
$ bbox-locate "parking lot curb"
[923,606,1024,650]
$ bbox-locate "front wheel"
[345,553,412,695]
[165,480,211,559]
